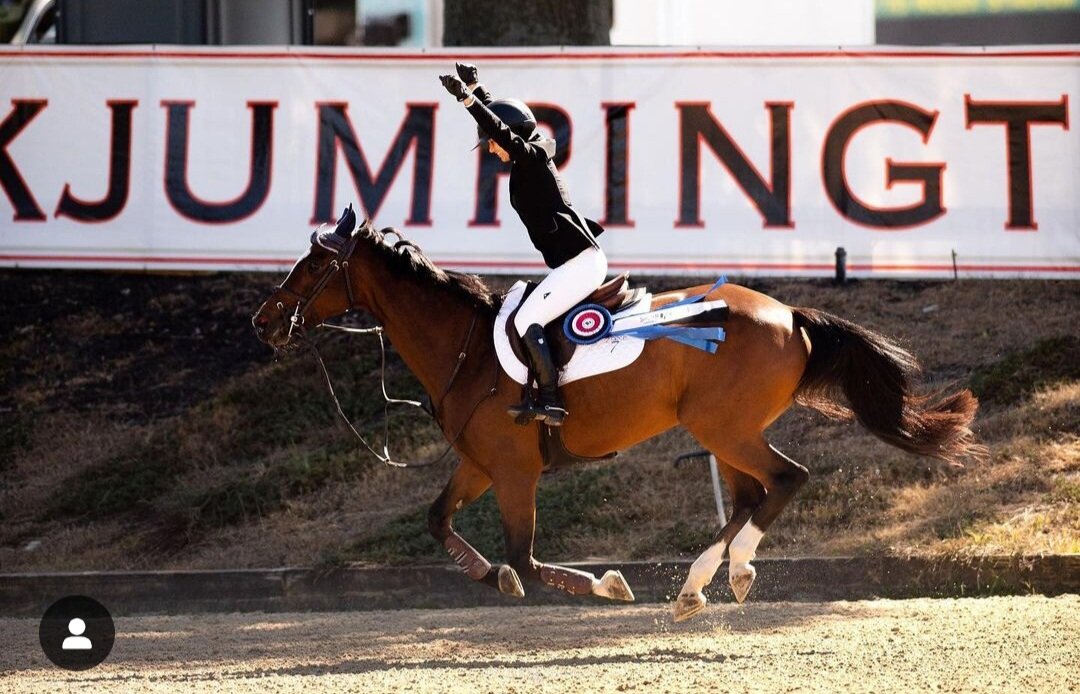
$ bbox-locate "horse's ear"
[334,204,356,239]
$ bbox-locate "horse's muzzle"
[251,313,270,341]
[252,313,294,351]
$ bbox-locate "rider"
[439,62,607,428]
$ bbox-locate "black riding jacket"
[466,86,603,269]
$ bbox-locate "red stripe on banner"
[3,49,1079,62]
[847,263,1080,272]
[3,254,1079,274]
[0,254,296,265]
[608,262,1080,272]
[610,262,837,270]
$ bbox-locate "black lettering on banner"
[313,102,436,225]
[0,99,48,221]
[601,102,634,227]
[163,101,276,224]
[530,104,572,170]
[677,102,792,228]
[822,100,944,229]
[964,94,1069,230]
[470,103,571,226]
[469,142,510,226]
[56,100,137,222]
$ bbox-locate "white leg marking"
[679,540,728,596]
[728,522,764,576]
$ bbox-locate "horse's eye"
[309,260,322,273]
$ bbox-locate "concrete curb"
[1,555,1077,618]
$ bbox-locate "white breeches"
[514,247,608,336]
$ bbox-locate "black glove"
[455,62,479,85]
[439,74,470,102]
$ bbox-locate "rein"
[305,313,497,469]
[277,234,498,469]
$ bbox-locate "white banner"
[0,45,1077,278]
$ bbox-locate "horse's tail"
[791,307,985,466]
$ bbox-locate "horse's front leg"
[492,466,635,603]
[428,457,523,597]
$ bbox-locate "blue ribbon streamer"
[660,275,727,310]
[602,276,728,354]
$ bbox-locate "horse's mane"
[357,219,501,312]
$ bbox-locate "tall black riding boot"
[507,324,568,427]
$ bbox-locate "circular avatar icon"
[39,595,115,671]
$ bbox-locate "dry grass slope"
[1,271,1077,571]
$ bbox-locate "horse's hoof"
[593,570,635,602]
[498,564,525,598]
[672,591,707,623]
[729,563,757,604]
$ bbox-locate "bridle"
[272,230,362,346]
[266,229,498,469]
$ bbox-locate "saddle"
[504,273,648,368]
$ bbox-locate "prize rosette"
[563,304,613,345]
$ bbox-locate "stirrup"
[507,392,538,425]
[507,401,568,427]
[508,403,537,426]
[539,403,567,427]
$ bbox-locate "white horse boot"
[673,540,727,622]
[728,522,764,603]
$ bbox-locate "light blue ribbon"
[609,277,728,353]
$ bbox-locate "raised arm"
[438,72,539,163]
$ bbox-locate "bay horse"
[252,213,983,622]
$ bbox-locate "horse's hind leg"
[721,442,807,602]
[428,457,522,596]
[674,461,765,622]
[492,466,635,602]
[673,439,808,621]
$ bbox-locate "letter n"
[677,102,792,228]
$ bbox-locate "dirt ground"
[1,596,1077,693]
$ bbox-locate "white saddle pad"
[494,281,652,386]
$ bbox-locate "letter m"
[313,102,436,225]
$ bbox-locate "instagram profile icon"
[39,595,115,671]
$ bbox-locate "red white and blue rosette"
[563,304,613,345]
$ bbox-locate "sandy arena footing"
[2,595,1077,693]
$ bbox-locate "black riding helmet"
[472,98,537,150]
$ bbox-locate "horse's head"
[252,205,363,351]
